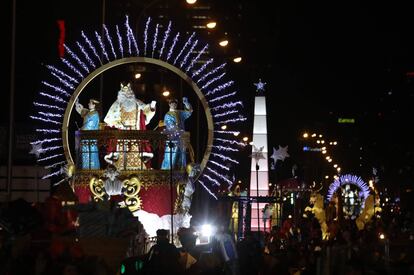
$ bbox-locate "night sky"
[3,1,414,202]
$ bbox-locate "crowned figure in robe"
[104,82,156,170]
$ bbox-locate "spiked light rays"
[32,16,245,196]
[327,174,370,208]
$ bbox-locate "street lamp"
[233,57,242,63]
[206,21,217,29]
[162,90,170,97]
[219,40,229,47]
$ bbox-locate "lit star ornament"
[253,79,267,93]
[250,145,265,162]
[29,143,43,158]
[270,145,289,164]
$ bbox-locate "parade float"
[30,16,245,239]
[305,174,382,239]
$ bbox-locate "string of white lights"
[209,91,236,103]
[125,17,139,55]
[42,169,63,179]
[143,17,151,56]
[116,25,124,58]
[64,44,90,73]
[192,58,213,78]
[39,92,67,104]
[38,112,62,118]
[215,117,247,125]
[125,15,138,55]
[214,130,240,136]
[185,44,208,73]
[159,21,171,59]
[46,65,78,84]
[50,72,75,90]
[31,138,61,145]
[104,25,117,59]
[42,81,70,97]
[201,72,225,90]
[167,32,180,62]
[197,63,226,84]
[209,160,230,171]
[213,110,238,118]
[180,40,198,68]
[76,41,96,69]
[36,129,60,134]
[212,145,238,152]
[173,32,195,65]
[198,179,218,200]
[38,146,63,154]
[211,101,243,111]
[95,31,109,62]
[61,58,84,79]
[205,81,234,96]
[81,31,102,64]
[210,153,239,164]
[152,23,159,58]
[45,161,67,169]
[33,102,64,111]
[206,167,232,185]
[214,138,245,147]
[202,174,221,186]
[37,153,64,162]
[30,116,61,125]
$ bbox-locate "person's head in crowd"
[156,229,169,242]
[177,227,197,250]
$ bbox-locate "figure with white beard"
[104,82,156,169]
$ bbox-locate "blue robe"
[81,110,100,169]
[161,110,192,170]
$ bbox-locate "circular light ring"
[62,57,214,169]
[326,174,370,207]
[31,16,245,198]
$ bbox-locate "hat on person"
[89,99,100,104]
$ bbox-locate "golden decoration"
[355,194,382,230]
[89,177,105,201]
[67,164,76,178]
[123,177,142,212]
[304,192,328,239]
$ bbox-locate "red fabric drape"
[139,185,177,217]
[74,185,91,204]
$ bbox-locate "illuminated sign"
[338,118,355,124]
[303,146,322,152]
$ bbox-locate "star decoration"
[270,145,289,164]
[250,145,265,162]
[253,79,267,93]
[29,143,43,158]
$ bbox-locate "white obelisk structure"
[250,79,269,231]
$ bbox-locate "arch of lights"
[326,174,370,208]
[30,16,246,198]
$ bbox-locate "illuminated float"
[30,16,245,238]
